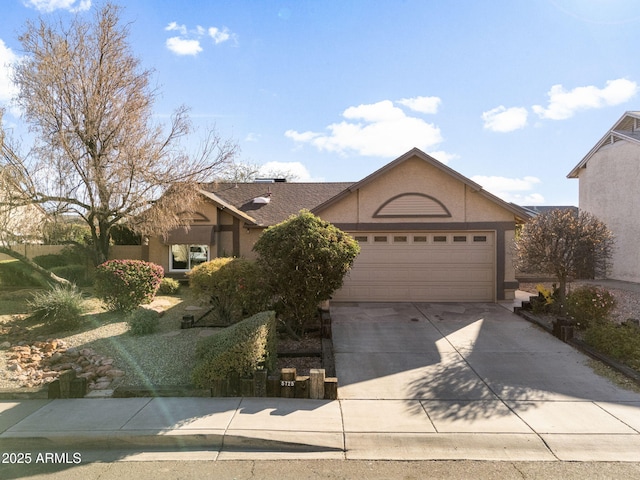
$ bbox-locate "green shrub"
[157,277,180,295]
[191,311,277,387]
[28,285,86,331]
[127,308,160,335]
[566,285,616,329]
[50,264,92,286]
[0,260,48,287]
[32,253,69,270]
[253,210,360,336]
[188,257,271,324]
[584,321,640,371]
[94,259,164,312]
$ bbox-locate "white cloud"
[164,21,234,56]
[208,27,231,44]
[166,37,202,56]
[286,99,444,157]
[0,39,19,105]
[259,161,316,182]
[165,22,188,35]
[397,96,441,114]
[533,78,638,120]
[23,0,90,12]
[427,150,458,165]
[471,175,544,204]
[482,106,528,132]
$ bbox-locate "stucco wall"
[320,155,514,225]
[578,141,640,283]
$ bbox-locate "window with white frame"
[170,244,209,271]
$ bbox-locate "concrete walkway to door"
[331,301,640,461]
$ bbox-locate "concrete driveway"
[331,302,640,461]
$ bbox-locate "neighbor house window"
[170,244,209,271]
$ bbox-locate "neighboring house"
[146,148,530,302]
[567,111,640,283]
[521,206,578,216]
[0,169,45,246]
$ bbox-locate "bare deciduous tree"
[4,3,237,265]
[514,208,615,307]
[0,110,70,285]
[216,161,301,183]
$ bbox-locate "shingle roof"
[204,181,354,226]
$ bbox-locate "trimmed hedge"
[191,311,277,387]
[94,259,163,312]
[32,253,69,270]
[188,257,271,323]
[50,264,92,287]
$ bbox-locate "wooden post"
[59,370,76,399]
[280,368,296,398]
[309,369,325,399]
[324,377,338,400]
[295,376,309,398]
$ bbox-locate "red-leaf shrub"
[94,259,163,312]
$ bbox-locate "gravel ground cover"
[0,288,322,392]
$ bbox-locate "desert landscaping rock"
[3,339,124,392]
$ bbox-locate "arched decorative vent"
[373,193,451,218]
[177,211,210,222]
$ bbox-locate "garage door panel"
[346,265,493,283]
[333,231,495,302]
[356,248,493,265]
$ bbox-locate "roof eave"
[197,189,258,225]
[567,111,640,179]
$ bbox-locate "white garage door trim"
[333,231,496,302]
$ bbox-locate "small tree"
[515,209,614,309]
[253,210,360,338]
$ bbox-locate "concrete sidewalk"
[1,298,640,462]
[2,394,640,462]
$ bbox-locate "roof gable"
[568,111,640,178]
[313,148,530,220]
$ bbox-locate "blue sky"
[2,1,640,206]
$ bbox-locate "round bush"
[158,277,180,295]
[28,285,86,331]
[94,260,163,312]
[127,308,160,335]
[188,257,271,323]
[566,285,616,329]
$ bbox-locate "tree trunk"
[558,275,568,315]
[0,246,71,286]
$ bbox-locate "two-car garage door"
[333,231,495,302]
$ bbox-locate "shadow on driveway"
[331,302,640,422]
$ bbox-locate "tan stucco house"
[568,111,640,283]
[146,148,530,302]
